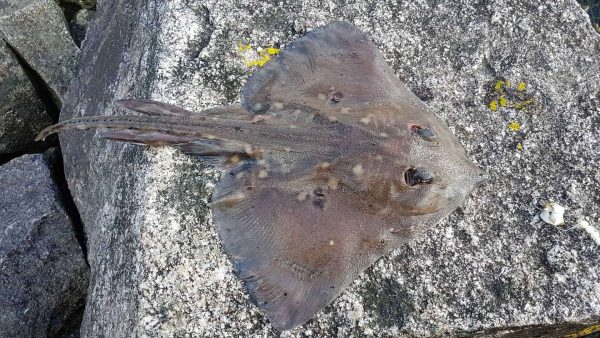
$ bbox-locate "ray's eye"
[404,167,434,186]
[410,124,438,141]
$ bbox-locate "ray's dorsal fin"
[241,21,425,123]
[116,100,253,120]
[115,99,198,118]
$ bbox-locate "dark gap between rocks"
[0,39,61,164]
[59,3,96,47]
[53,295,86,338]
[0,153,18,165]
[0,132,59,165]
[44,148,88,262]
[2,39,62,122]
[60,3,81,22]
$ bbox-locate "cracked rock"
[0,40,53,154]
[0,151,89,337]
[0,0,80,107]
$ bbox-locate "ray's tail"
[35,101,345,155]
[35,115,210,142]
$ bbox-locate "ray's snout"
[457,166,488,195]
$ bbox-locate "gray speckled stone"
[0,0,80,107]
[0,151,89,337]
[0,40,53,154]
[61,0,600,336]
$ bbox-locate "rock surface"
[0,40,53,154]
[0,151,89,337]
[0,0,80,107]
[60,0,600,336]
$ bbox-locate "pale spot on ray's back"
[257,169,268,178]
[296,192,308,201]
[353,164,364,176]
[318,162,331,170]
[229,155,241,164]
[327,177,339,190]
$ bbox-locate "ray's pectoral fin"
[212,166,385,330]
[241,21,422,122]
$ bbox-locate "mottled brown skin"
[37,22,486,330]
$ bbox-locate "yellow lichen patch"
[565,324,600,338]
[486,78,536,113]
[499,95,507,107]
[494,80,505,93]
[513,98,534,110]
[516,142,524,150]
[266,47,280,55]
[508,121,521,132]
[239,43,280,68]
[237,43,252,52]
[244,54,271,67]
